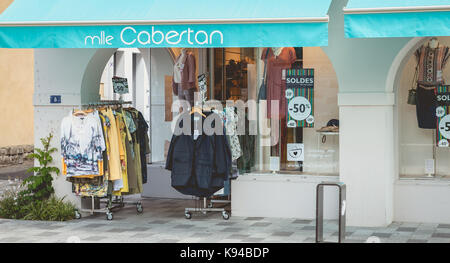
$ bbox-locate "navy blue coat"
[165,112,232,197]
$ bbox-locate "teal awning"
[344,0,450,38]
[0,0,331,48]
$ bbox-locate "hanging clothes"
[165,111,232,197]
[216,106,242,161]
[61,110,105,177]
[237,112,256,174]
[100,108,122,181]
[261,47,297,118]
[127,109,150,184]
[60,105,148,198]
[415,44,449,87]
[415,44,450,129]
[113,111,129,194]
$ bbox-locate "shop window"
[208,47,339,176]
[399,37,450,179]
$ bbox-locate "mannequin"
[173,48,197,107]
[261,47,297,170]
[271,47,284,57]
[414,38,450,129]
[429,37,439,49]
[261,47,296,118]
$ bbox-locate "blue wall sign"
[50,95,61,104]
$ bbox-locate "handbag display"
[258,48,270,101]
[407,60,420,105]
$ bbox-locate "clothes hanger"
[73,108,87,117]
[190,106,206,117]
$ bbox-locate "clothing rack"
[75,193,143,221]
[72,101,144,221]
[184,145,236,221]
[184,181,232,221]
[83,100,133,108]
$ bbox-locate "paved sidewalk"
[0,197,449,243]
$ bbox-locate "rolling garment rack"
[184,179,232,220]
[183,104,234,220]
[73,100,144,221]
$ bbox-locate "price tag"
[438,115,450,139]
[288,96,312,121]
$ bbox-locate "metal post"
[316,182,346,243]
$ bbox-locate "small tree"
[21,133,60,203]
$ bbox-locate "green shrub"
[21,133,60,203]
[0,191,27,219]
[23,196,75,221]
[0,133,75,221]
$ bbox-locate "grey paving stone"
[293,219,312,224]
[251,222,271,227]
[0,236,22,242]
[84,223,107,228]
[372,233,392,238]
[174,224,194,229]
[303,237,316,243]
[432,232,450,238]
[228,234,250,239]
[83,236,107,241]
[243,237,265,242]
[245,217,264,221]
[129,227,150,232]
[159,239,179,243]
[106,228,129,233]
[272,231,294,237]
[222,227,243,232]
[343,239,365,243]
[302,226,316,231]
[148,220,167,224]
[190,232,211,238]
[216,222,236,226]
[130,233,153,239]
[397,227,417,232]
[34,225,65,230]
[407,239,428,243]
[332,231,353,236]
[34,231,59,237]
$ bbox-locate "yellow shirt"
[113,112,129,195]
[101,109,122,182]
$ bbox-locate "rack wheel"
[74,210,81,220]
[136,203,143,214]
[207,203,213,208]
[185,212,192,220]
[106,212,114,221]
[222,211,230,220]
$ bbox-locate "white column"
[338,93,395,227]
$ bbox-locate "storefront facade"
[2,0,450,227]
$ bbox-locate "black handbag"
[407,61,420,105]
[258,48,270,101]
